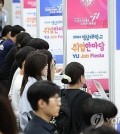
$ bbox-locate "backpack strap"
[64,89,80,134]
[56,89,80,134]
[60,89,65,97]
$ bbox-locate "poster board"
[65,0,109,93]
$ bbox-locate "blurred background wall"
[4,0,12,24]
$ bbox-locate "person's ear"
[38,99,46,108]
[80,75,85,84]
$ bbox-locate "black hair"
[61,62,84,84]
[11,25,25,37]
[1,25,12,37]
[16,32,31,49]
[0,94,17,134]
[27,38,49,50]
[81,98,118,126]
[83,125,119,134]
[20,36,33,48]
[38,49,53,81]
[27,80,60,111]
[15,46,36,69]
[20,51,48,95]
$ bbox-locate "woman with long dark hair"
[19,51,48,131]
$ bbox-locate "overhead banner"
[39,0,63,72]
[12,0,21,25]
[66,0,109,93]
[22,0,37,37]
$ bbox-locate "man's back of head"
[11,25,25,37]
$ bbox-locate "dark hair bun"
[61,78,69,84]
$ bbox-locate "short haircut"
[15,46,36,69]
[61,62,84,84]
[81,98,118,126]
[11,25,25,37]
[27,80,60,111]
[1,25,12,37]
[27,38,49,50]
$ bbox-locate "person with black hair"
[8,46,36,127]
[27,38,49,50]
[81,98,118,130]
[8,32,33,86]
[0,25,25,66]
[9,36,49,87]
[56,62,92,134]
[24,80,61,134]
[0,31,32,94]
[38,49,56,82]
[19,51,48,130]
[0,25,12,43]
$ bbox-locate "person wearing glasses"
[24,80,61,134]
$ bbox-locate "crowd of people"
[0,22,119,134]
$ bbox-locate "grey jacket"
[0,9,8,28]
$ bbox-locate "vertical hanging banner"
[22,0,37,37]
[39,0,63,72]
[12,0,21,25]
[115,0,120,133]
[66,0,109,93]
[116,0,120,50]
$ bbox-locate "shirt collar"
[33,114,55,133]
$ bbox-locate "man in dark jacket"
[0,25,25,93]
[24,81,61,134]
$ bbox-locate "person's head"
[16,32,32,50]
[81,98,118,127]
[15,46,36,69]
[38,49,55,81]
[10,25,25,42]
[1,25,12,39]
[0,94,17,134]
[61,62,85,87]
[20,36,33,48]
[83,125,119,134]
[21,51,48,95]
[0,0,4,8]
[27,38,49,50]
[27,80,61,119]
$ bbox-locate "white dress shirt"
[19,77,37,131]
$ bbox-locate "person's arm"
[2,9,9,27]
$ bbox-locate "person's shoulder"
[72,89,92,103]
[78,89,92,97]
[24,120,47,134]
[2,9,8,14]
[3,39,13,45]
[0,38,5,44]
[5,46,17,57]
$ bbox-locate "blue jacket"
[0,39,15,66]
